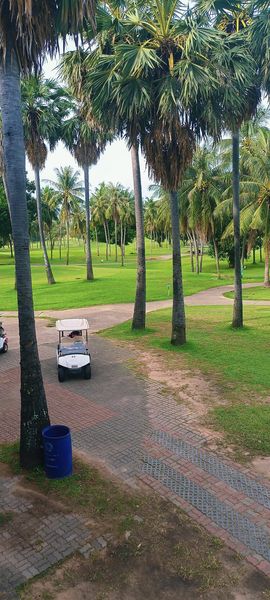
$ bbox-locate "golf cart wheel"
[84,364,91,380]
[2,342,8,353]
[58,366,65,383]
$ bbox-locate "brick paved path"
[1,333,270,595]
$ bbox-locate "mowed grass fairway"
[103,305,270,456]
[0,241,266,311]
[226,286,270,301]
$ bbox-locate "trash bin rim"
[42,424,70,440]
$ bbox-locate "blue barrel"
[42,425,72,479]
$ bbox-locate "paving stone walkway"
[1,333,270,597]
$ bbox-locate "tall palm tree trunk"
[114,219,118,262]
[213,237,220,279]
[83,164,94,281]
[103,221,109,260]
[232,130,243,328]
[66,216,70,266]
[169,191,186,345]
[34,166,55,285]
[131,144,146,330]
[264,242,270,287]
[120,220,124,267]
[0,45,50,468]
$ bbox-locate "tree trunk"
[264,242,270,286]
[66,216,70,266]
[130,144,146,330]
[103,221,109,260]
[193,233,199,274]
[260,244,263,263]
[169,191,186,345]
[213,238,220,279]
[188,234,194,272]
[9,235,13,258]
[114,219,118,262]
[241,235,246,269]
[120,220,124,267]
[232,130,243,328]
[84,164,94,281]
[0,44,50,468]
[252,247,256,264]
[34,166,55,284]
[95,228,99,256]
[59,223,62,260]
[199,241,203,273]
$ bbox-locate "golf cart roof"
[56,318,89,332]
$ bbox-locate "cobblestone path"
[1,335,270,598]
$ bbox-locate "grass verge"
[102,305,270,455]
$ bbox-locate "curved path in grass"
[2,282,270,345]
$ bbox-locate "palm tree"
[181,146,224,278]
[42,186,59,260]
[106,183,123,262]
[195,0,260,327]
[62,16,147,329]
[0,0,95,468]
[222,128,270,286]
[49,167,84,266]
[92,183,111,260]
[144,199,158,256]
[21,75,69,284]
[62,103,111,280]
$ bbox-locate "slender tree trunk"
[213,238,220,279]
[123,226,126,256]
[169,190,186,345]
[114,219,118,262]
[84,164,94,281]
[103,221,109,260]
[232,130,243,328]
[59,223,62,260]
[252,247,256,264]
[0,44,50,468]
[260,244,263,263]
[264,242,270,287]
[150,231,153,258]
[34,166,55,284]
[95,228,99,256]
[193,233,199,274]
[241,235,246,269]
[131,144,146,330]
[188,234,194,272]
[9,235,13,258]
[66,216,70,266]
[120,219,124,267]
[199,241,203,273]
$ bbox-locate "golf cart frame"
[0,322,8,354]
[56,318,91,382]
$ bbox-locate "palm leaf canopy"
[0,0,95,73]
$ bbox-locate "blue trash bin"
[42,425,72,479]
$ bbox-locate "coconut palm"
[42,186,59,260]
[49,167,84,265]
[61,12,147,330]
[0,0,95,468]
[181,146,224,278]
[222,128,270,286]
[92,183,111,260]
[195,0,260,327]
[62,103,112,280]
[22,75,69,284]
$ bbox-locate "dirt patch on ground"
[11,461,269,600]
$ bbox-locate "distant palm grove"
[1,0,270,467]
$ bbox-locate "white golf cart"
[56,318,91,382]
[0,322,8,354]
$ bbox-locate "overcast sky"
[26,54,153,197]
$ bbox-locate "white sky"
[26,55,152,197]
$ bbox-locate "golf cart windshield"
[59,341,87,356]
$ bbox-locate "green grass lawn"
[103,305,270,455]
[226,285,270,301]
[0,240,266,311]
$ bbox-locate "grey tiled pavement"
[1,334,270,591]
